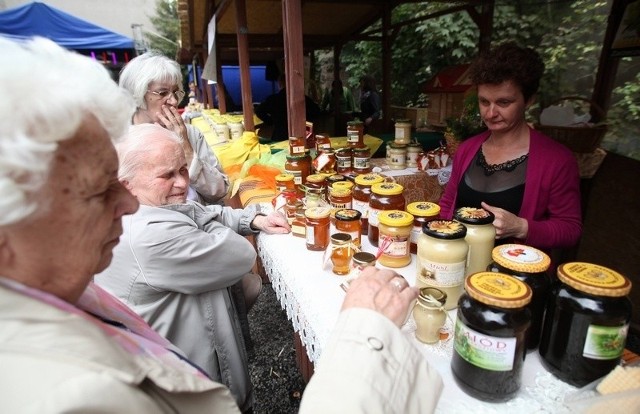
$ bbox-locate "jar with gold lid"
[352,146,371,174]
[346,120,365,148]
[394,119,412,145]
[416,220,468,310]
[335,148,352,174]
[353,173,384,235]
[539,262,632,387]
[488,244,551,350]
[289,135,306,156]
[406,201,441,254]
[335,209,362,247]
[305,206,331,251]
[329,188,352,212]
[275,173,296,194]
[331,180,354,192]
[413,287,447,344]
[454,207,496,277]
[367,182,405,247]
[326,174,345,187]
[330,233,355,275]
[388,143,407,170]
[377,210,413,268]
[452,272,532,402]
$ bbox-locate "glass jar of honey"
[350,252,377,278]
[285,199,303,225]
[289,135,306,156]
[285,154,312,196]
[352,146,371,174]
[305,206,331,251]
[330,233,355,275]
[346,120,365,148]
[488,244,551,350]
[275,173,296,194]
[313,148,336,174]
[394,119,412,145]
[377,210,413,268]
[406,201,441,254]
[329,188,352,211]
[315,133,331,153]
[454,207,496,277]
[334,209,362,247]
[388,143,407,170]
[291,208,306,238]
[353,173,384,236]
[452,272,532,402]
[326,174,345,187]
[368,182,405,247]
[413,287,447,344]
[406,143,423,168]
[331,180,354,192]
[539,262,632,387]
[335,148,353,174]
[305,174,327,199]
[416,220,468,310]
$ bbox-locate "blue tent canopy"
[0,2,134,50]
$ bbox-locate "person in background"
[95,123,290,412]
[0,37,443,414]
[255,73,321,141]
[321,78,356,114]
[439,42,582,251]
[119,51,229,205]
[358,75,382,131]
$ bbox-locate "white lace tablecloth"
[256,231,582,413]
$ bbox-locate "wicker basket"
[535,96,607,153]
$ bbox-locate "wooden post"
[215,43,227,114]
[235,0,254,131]
[333,44,343,135]
[381,3,392,129]
[282,0,306,141]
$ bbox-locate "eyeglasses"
[147,89,186,102]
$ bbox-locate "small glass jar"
[452,272,532,402]
[346,120,365,148]
[406,201,441,254]
[368,182,405,247]
[285,199,303,225]
[285,154,312,196]
[377,210,413,268]
[315,133,332,152]
[228,121,244,140]
[413,287,447,344]
[406,143,423,168]
[313,148,336,174]
[488,244,551,350]
[305,174,327,199]
[454,207,496,277]
[291,208,306,238]
[289,135,306,155]
[394,119,412,145]
[539,262,633,387]
[388,143,407,170]
[329,188,352,212]
[304,187,325,208]
[352,146,371,174]
[350,252,377,277]
[353,173,384,235]
[305,206,331,251]
[334,209,362,247]
[416,220,468,310]
[275,173,296,194]
[330,233,355,275]
[335,148,353,174]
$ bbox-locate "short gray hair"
[0,37,135,226]
[117,124,182,182]
[119,51,183,110]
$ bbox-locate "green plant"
[446,93,486,141]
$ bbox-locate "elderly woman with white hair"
[119,51,229,205]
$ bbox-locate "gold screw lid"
[329,187,351,197]
[332,181,354,190]
[275,173,295,182]
[407,201,441,218]
[557,262,632,297]
[491,244,551,273]
[378,210,414,227]
[304,206,331,219]
[354,173,384,186]
[371,182,404,195]
[465,272,532,308]
[306,174,326,184]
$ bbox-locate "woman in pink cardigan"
[439,42,582,251]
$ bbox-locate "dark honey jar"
[335,148,353,175]
[488,244,551,350]
[334,209,362,248]
[367,182,405,247]
[352,146,371,174]
[346,120,365,148]
[452,272,532,402]
[539,262,632,387]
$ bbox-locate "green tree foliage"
[147,0,180,58]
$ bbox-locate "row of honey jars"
[368,182,405,247]
[335,147,371,175]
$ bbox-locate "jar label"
[353,199,369,216]
[454,320,517,371]
[347,131,359,143]
[292,224,306,237]
[336,158,352,168]
[305,226,315,245]
[368,207,382,226]
[353,157,370,168]
[284,169,302,185]
[582,324,628,360]
[290,145,306,155]
[331,202,352,210]
[395,126,407,139]
[379,235,409,257]
[411,225,422,244]
[417,258,465,287]
[390,153,406,164]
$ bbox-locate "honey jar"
[335,148,352,174]
[453,207,496,277]
[416,220,468,310]
[350,252,377,277]
[305,206,331,251]
[352,173,384,235]
[291,208,306,238]
[329,188,352,212]
[315,133,331,152]
[488,244,551,350]
[275,173,296,194]
[367,182,405,247]
[352,146,371,174]
[413,287,447,344]
[394,119,412,145]
[539,262,632,387]
[285,198,303,225]
[406,201,441,254]
[330,233,355,275]
[313,148,336,174]
[331,180,354,192]
[326,174,345,186]
[346,120,365,148]
[406,143,423,168]
[305,174,327,199]
[334,209,362,247]
[285,154,312,196]
[377,210,413,268]
[451,272,532,402]
[388,143,407,170]
[289,135,306,155]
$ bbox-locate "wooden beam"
[235,0,255,131]
[283,0,307,141]
[381,3,392,128]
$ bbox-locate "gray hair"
[117,124,182,182]
[0,37,135,226]
[119,51,183,110]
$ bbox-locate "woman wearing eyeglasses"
[119,51,229,205]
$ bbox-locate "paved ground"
[248,283,307,414]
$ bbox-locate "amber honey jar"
[315,133,331,152]
[289,135,306,155]
[275,173,296,194]
[329,188,352,211]
[335,148,353,174]
[326,174,345,187]
[346,120,365,148]
[331,180,354,192]
[313,148,336,174]
[285,198,303,225]
[305,174,327,199]
[352,146,371,174]
[352,173,384,236]
[377,210,413,268]
[305,206,331,251]
[285,154,312,196]
[488,244,551,350]
[406,201,441,254]
[334,209,362,247]
[367,182,405,247]
[330,233,355,275]
[291,208,306,238]
[539,262,632,387]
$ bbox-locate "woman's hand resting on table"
[250,212,291,234]
[481,201,529,240]
[342,267,419,327]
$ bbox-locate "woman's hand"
[342,267,418,328]
[156,105,193,163]
[481,201,529,240]
[250,212,291,234]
